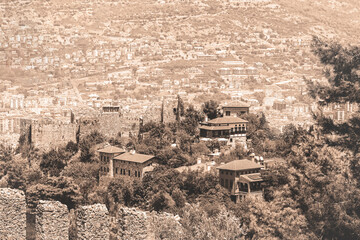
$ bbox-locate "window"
[135,171,137,177]
[128,170,131,176]
[116,168,118,174]
[220,179,224,186]
[100,167,103,172]
[226,111,230,116]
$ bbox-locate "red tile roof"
[114,152,155,163]
[217,160,262,171]
[97,145,125,154]
[206,116,248,124]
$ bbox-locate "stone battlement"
[0,188,180,240]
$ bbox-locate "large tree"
[308,37,360,153]
[202,100,219,120]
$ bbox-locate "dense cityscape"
[1,0,360,239]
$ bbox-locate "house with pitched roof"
[199,116,248,148]
[217,159,264,202]
[97,146,155,180]
[221,101,250,117]
[98,145,125,178]
[113,151,155,179]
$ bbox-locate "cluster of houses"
[97,142,278,202]
[96,101,283,202]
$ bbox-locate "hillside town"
[0,0,350,148]
[1,0,360,239]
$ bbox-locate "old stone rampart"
[0,188,181,240]
[35,200,69,240]
[76,204,110,240]
[0,188,27,240]
[31,122,77,150]
[79,113,139,139]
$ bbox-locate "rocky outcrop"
[0,188,26,240]
[35,200,69,240]
[76,203,110,240]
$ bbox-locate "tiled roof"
[206,116,248,124]
[199,125,232,131]
[114,152,155,163]
[222,101,250,108]
[97,145,125,154]
[217,160,262,171]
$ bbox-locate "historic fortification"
[0,188,181,240]
[0,188,26,240]
[31,121,78,150]
[35,200,69,240]
[76,204,110,240]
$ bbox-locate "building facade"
[221,101,250,117]
[98,145,125,178]
[113,151,154,179]
[98,146,154,180]
[199,116,248,147]
[217,159,263,202]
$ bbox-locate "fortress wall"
[31,122,77,150]
[35,200,69,240]
[0,188,26,240]
[76,203,110,240]
[79,114,139,139]
[0,189,181,240]
[117,207,149,240]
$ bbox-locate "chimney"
[197,158,202,164]
[130,149,136,155]
[205,116,208,122]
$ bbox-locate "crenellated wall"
[0,188,181,240]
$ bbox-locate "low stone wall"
[0,188,26,240]
[76,203,110,239]
[36,200,69,240]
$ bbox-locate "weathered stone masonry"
[35,200,69,240]
[76,204,110,240]
[0,188,181,240]
[0,188,26,240]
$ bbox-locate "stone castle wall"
[79,113,139,139]
[31,122,78,150]
[35,200,69,240]
[117,207,148,240]
[0,188,181,240]
[0,188,26,240]
[76,204,110,240]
